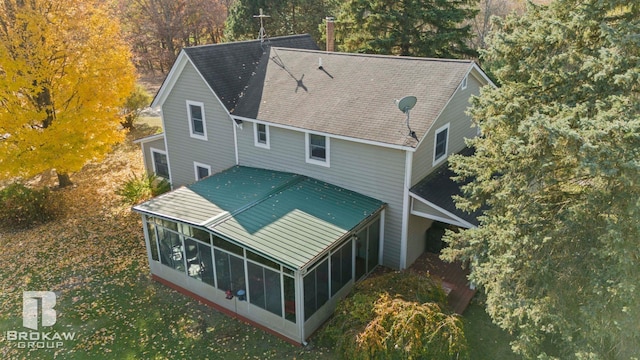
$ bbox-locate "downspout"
[160,109,174,190]
[232,118,239,165]
[399,150,413,269]
[378,209,386,265]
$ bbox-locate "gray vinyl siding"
[406,215,433,267]
[141,137,166,176]
[237,124,406,269]
[161,62,236,187]
[411,74,483,186]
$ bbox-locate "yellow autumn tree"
[0,0,135,187]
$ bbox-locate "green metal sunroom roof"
[134,166,385,270]
[133,167,298,225]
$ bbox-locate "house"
[132,33,494,344]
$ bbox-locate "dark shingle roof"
[410,148,481,226]
[183,35,319,112]
[233,47,473,147]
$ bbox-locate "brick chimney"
[325,17,335,52]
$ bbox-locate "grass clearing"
[464,300,520,360]
[0,125,333,359]
[138,116,163,131]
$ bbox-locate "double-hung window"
[306,133,330,167]
[150,148,169,179]
[187,100,207,140]
[254,123,270,149]
[433,123,450,165]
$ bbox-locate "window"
[248,262,282,317]
[254,123,270,149]
[157,226,184,272]
[187,100,207,140]
[433,123,450,165]
[305,133,330,167]
[194,162,211,181]
[304,258,329,320]
[330,240,353,296]
[283,276,296,322]
[355,217,381,280]
[214,249,245,293]
[150,148,169,179]
[184,237,214,286]
[179,224,211,243]
[461,75,468,90]
[145,217,160,262]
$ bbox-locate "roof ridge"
[183,34,313,51]
[269,47,476,64]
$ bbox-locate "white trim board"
[133,133,164,144]
[409,193,475,229]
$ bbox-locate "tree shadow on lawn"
[464,299,521,360]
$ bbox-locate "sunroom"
[133,166,385,343]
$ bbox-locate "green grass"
[0,232,335,360]
[0,127,516,359]
[464,301,520,360]
[137,116,163,131]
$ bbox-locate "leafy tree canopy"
[442,1,640,359]
[0,0,136,186]
[334,0,478,58]
[117,0,230,74]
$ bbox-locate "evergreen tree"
[224,0,337,43]
[442,1,640,358]
[334,0,478,58]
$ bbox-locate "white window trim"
[186,100,207,141]
[253,122,270,149]
[150,147,169,180]
[461,75,468,90]
[432,123,450,166]
[193,161,211,181]
[305,132,330,167]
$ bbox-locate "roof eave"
[151,51,190,108]
[132,132,164,144]
[231,115,417,152]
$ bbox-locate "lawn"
[0,120,515,359]
[464,301,520,360]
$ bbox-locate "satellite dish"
[395,96,419,141]
[396,96,417,113]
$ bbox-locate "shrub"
[0,183,61,229]
[316,271,467,360]
[357,294,467,359]
[121,85,152,130]
[116,173,170,204]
